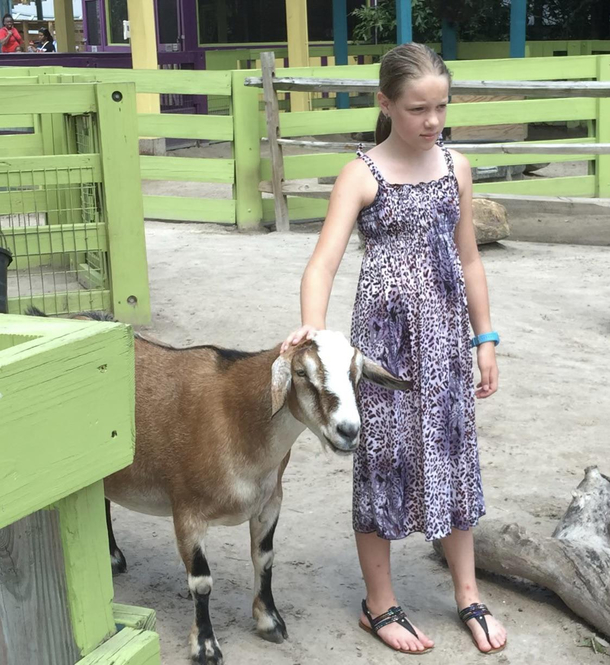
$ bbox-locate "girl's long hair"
[375,43,452,145]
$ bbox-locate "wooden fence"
[1,55,609,233]
[0,70,150,321]
[232,54,610,228]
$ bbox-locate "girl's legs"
[355,531,434,652]
[440,527,507,651]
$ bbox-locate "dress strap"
[357,144,386,185]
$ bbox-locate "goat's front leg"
[174,513,223,665]
[249,457,290,643]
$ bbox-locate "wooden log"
[260,52,289,232]
[433,466,610,638]
[245,77,610,98]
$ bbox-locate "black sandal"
[359,599,433,655]
[458,603,506,655]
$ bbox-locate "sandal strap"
[361,600,418,638]
[458,603,492,641]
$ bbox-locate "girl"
[33,28,55,52]
[282,43,507,655]
[0,15,24,53]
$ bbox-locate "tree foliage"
[351,0,610,44]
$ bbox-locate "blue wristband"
[471,332,500,348]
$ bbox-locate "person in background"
[0,14,25,53]
[30,28,55,52]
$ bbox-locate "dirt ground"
[107,220,610,665]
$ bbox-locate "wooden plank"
[245,76,610,96]
[261,52,289,232]
[138,113,233,141]
[6,290,111,316]
[473,175,596,197]
[449,55,598,81]
[2,223,108,257]
[262,153,352,180]
[55,481,116,656]
[143,195,235,224]
[76,627,160,665]
[0,316,133,528]
[231,70,264,230]
[0,509,80,664]
[274,98,597,138]
[95,82,151,325]
[596,56,610,196]
[0,154,102,188]
[113,605,157,632]
[140,156,234,183]
[0,133,44,157]
[262,195,329,222]
[0,84,97,115]
[79,67,232,96]
[0,114,35,129]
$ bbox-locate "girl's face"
[38,31,44,40]
[379,74,450,151]
[4,17,13,28]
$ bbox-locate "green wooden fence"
[230,54,610,228]
[0,73,150,322]
[1,54,608,235]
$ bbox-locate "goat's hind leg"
[105,499,127,574]
[175,514,223,665]
[249,459,290,643]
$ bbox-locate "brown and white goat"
[103,327,410,665]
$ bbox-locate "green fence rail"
[0,73,150,322]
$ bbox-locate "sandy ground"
[107,221,610,665]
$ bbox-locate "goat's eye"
[295,369,306,377]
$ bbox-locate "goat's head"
[271,330,411,454]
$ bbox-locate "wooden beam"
[510,0,527,58]
[395,0,412,44]
[127,0,160,114]
[53,0,76,52]
[285,0,310,112]
[269,137,610,154]
[261,52,289,232]
[244,76,610,97]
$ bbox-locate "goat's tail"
[25,306,115,322]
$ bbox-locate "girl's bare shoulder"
[334,156,378,208]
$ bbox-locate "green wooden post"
[231,70,263,231]
[95,83,151,324]
[596,56,610,196]
[0,315,160,665]
[54,481,116,656]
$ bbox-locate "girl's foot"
[360,598,435,653]
[457,596,507,653]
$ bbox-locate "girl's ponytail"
[375,112,392,145]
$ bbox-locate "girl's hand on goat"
[281,325,318,354]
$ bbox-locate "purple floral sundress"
[351,143,486,541]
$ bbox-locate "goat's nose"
[337,422,360,441]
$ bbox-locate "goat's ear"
[271,355,292,417]
[362,356,412,391]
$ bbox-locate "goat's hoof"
[257,613,288,644]
[190,636,223,665]
[110,548,127,575]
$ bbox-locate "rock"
[473,198,510,245]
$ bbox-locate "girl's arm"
[451,150,498,398]
[0,29,10,46]
[282,159,375,351]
